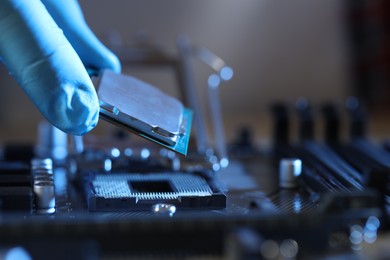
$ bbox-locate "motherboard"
[0,97,389,260]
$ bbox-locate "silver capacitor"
[31,158,53,172]
[32,170,53,178]
[279,158,302,188]
[33,176,54,185]
[33,181,55,214]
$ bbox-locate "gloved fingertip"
[61,86,100,136]
[33,77,100,136]
[67,108,99,136]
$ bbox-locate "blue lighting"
[208,74,221,89]
[141,148,151,159]
[220,66,233,81]
[110,148,120,158]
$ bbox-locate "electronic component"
[93,70,192,155]
[0,187,33,212]
[33,181,55,214]
[85,172,226,211]
[0,161,33,212]
[0,97,389,259]
[279,158,302,188]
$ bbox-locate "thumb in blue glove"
[0,0,121,135]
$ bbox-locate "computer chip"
[93,70,192,155]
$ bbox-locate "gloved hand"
[0,0,121,135]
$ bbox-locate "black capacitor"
[322,103,340,144]
[296,98,314,141]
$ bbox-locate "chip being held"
[92,70,192,155]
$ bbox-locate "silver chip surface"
[95,70,184,145]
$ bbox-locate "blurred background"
[0,0,389,145]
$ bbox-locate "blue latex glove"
[0,0,121,135]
